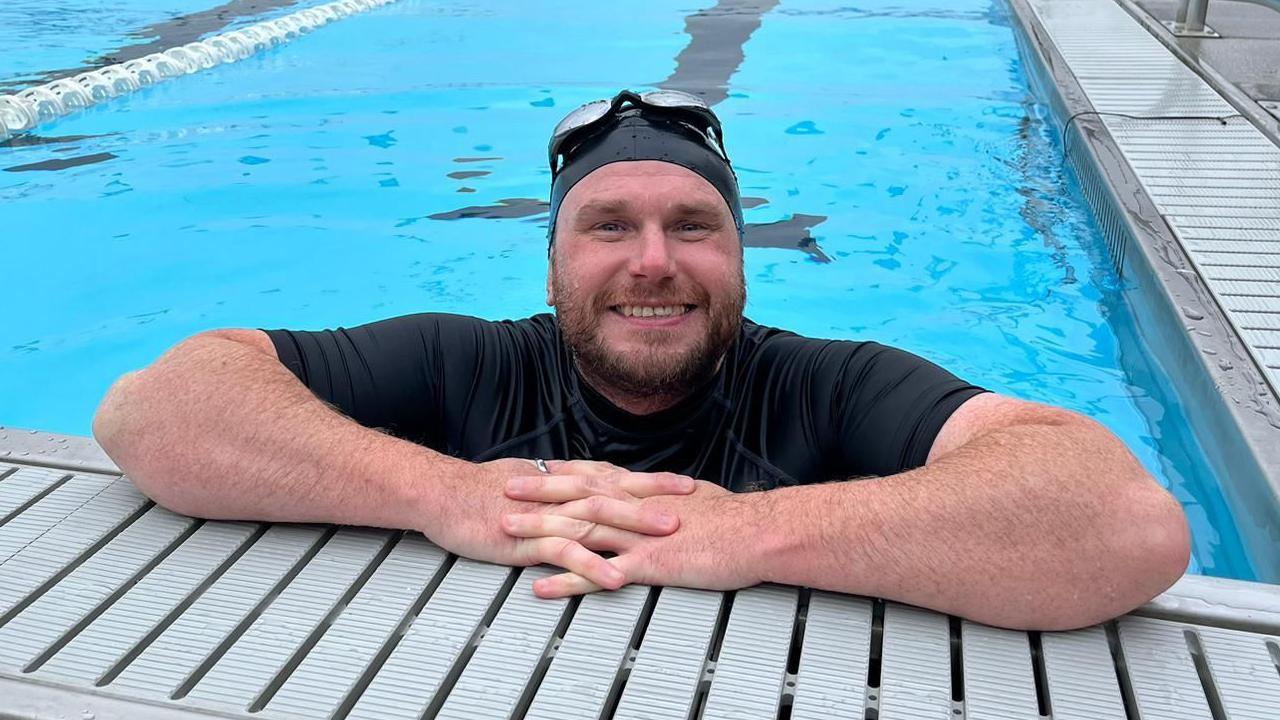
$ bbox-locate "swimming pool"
[0,0,1258,579]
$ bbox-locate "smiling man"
[93,90,1190,630]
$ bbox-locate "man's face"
[548,160,745,403]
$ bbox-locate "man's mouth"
[610,304,697,319]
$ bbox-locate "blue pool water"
[0,0,1257,579]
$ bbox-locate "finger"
[517,537,625,590]
[532,554,642,598]
[544,459,623,476]
[502,513,641,552]
[611,471,697,498]
[505,474,628,502]
[533,571,602,598]
[555,495,679,536]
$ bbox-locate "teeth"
[618,305,689,318]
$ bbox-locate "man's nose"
[629,222,676,279]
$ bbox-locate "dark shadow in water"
[4,152,117,172]
[0,0,304,92]
[658,0,781,106]
[0,133,115,149]
[745,213,830,262]
[428,198,548,221]
[453,156,503,163]
[426,198,829,261]
[448,170,490,180]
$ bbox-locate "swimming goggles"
[548,89,730,176]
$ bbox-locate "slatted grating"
[3,465,1280,719]
[1027,0,1280,397]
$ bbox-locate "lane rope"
[0,0,399,143]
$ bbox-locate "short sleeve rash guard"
[264,313,986,492]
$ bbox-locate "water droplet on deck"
[1181,306,1204,320]
[1219,359,1234,371]
[1202,347,1218,356]
[81,711,95,720]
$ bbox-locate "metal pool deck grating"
[2,455,1280,719]
[1026,0,1280,394]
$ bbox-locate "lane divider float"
[0,0,398,143]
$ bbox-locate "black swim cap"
[547,110,744,246]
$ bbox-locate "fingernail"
[680,477,696,492]
[606,567,625,584]
[507,477,530,492]
[659,512,677,527]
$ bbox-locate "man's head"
[545,91,746,410]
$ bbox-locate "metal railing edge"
[0,426,120,476]
[0,673,262,720]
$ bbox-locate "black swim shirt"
[264,313,986,492]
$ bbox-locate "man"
[93,90,1189,631]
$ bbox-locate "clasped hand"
[423,458,764,598]
[501,459,764,598]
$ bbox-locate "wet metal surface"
[1136,0,1280,101]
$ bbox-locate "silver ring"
[533,458,550,474]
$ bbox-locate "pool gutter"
[1005,0,1280,580]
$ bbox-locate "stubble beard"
[553,266,746,411]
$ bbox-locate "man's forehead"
[566,161,727,212]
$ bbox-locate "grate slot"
[0,499,153,629]
[170,526,338,700]
[510,593,584,720]
[1104,621,1141,720]
[1028,631,1054,718]
[416,565,522,720]
[690,590,736,720]
[1183,630,1229,720]
[247,530,404,712]
[23,518,204,673]
[599,586,661,720]
[97,523,270,687]
[0,473,72,529]
[331,553,458,720]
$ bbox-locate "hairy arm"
[93,329,686,589]
[514,394,1190,630]
[92,329,466,529]
[751,394,1190,629]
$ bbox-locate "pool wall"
[1006,0,1280,580]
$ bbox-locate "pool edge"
[1004,0,1280,581]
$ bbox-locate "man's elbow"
[93,369,146,465]
[1039,483,1190,631]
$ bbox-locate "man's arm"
[751,393,1190,629]
[508,394,1190,631]
[93,329,684,588]
[93,329,468,529]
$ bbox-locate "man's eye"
[596,222,625,232]
[678,222,708,233]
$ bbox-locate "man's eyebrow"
[574,198,634,217]
[670,202,725,220]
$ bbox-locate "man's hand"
[503,474,766,598]
[421,458,696,592]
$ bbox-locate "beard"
[553,266,745,407]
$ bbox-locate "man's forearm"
[749,416,1189,630]
[93,333,465,531]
